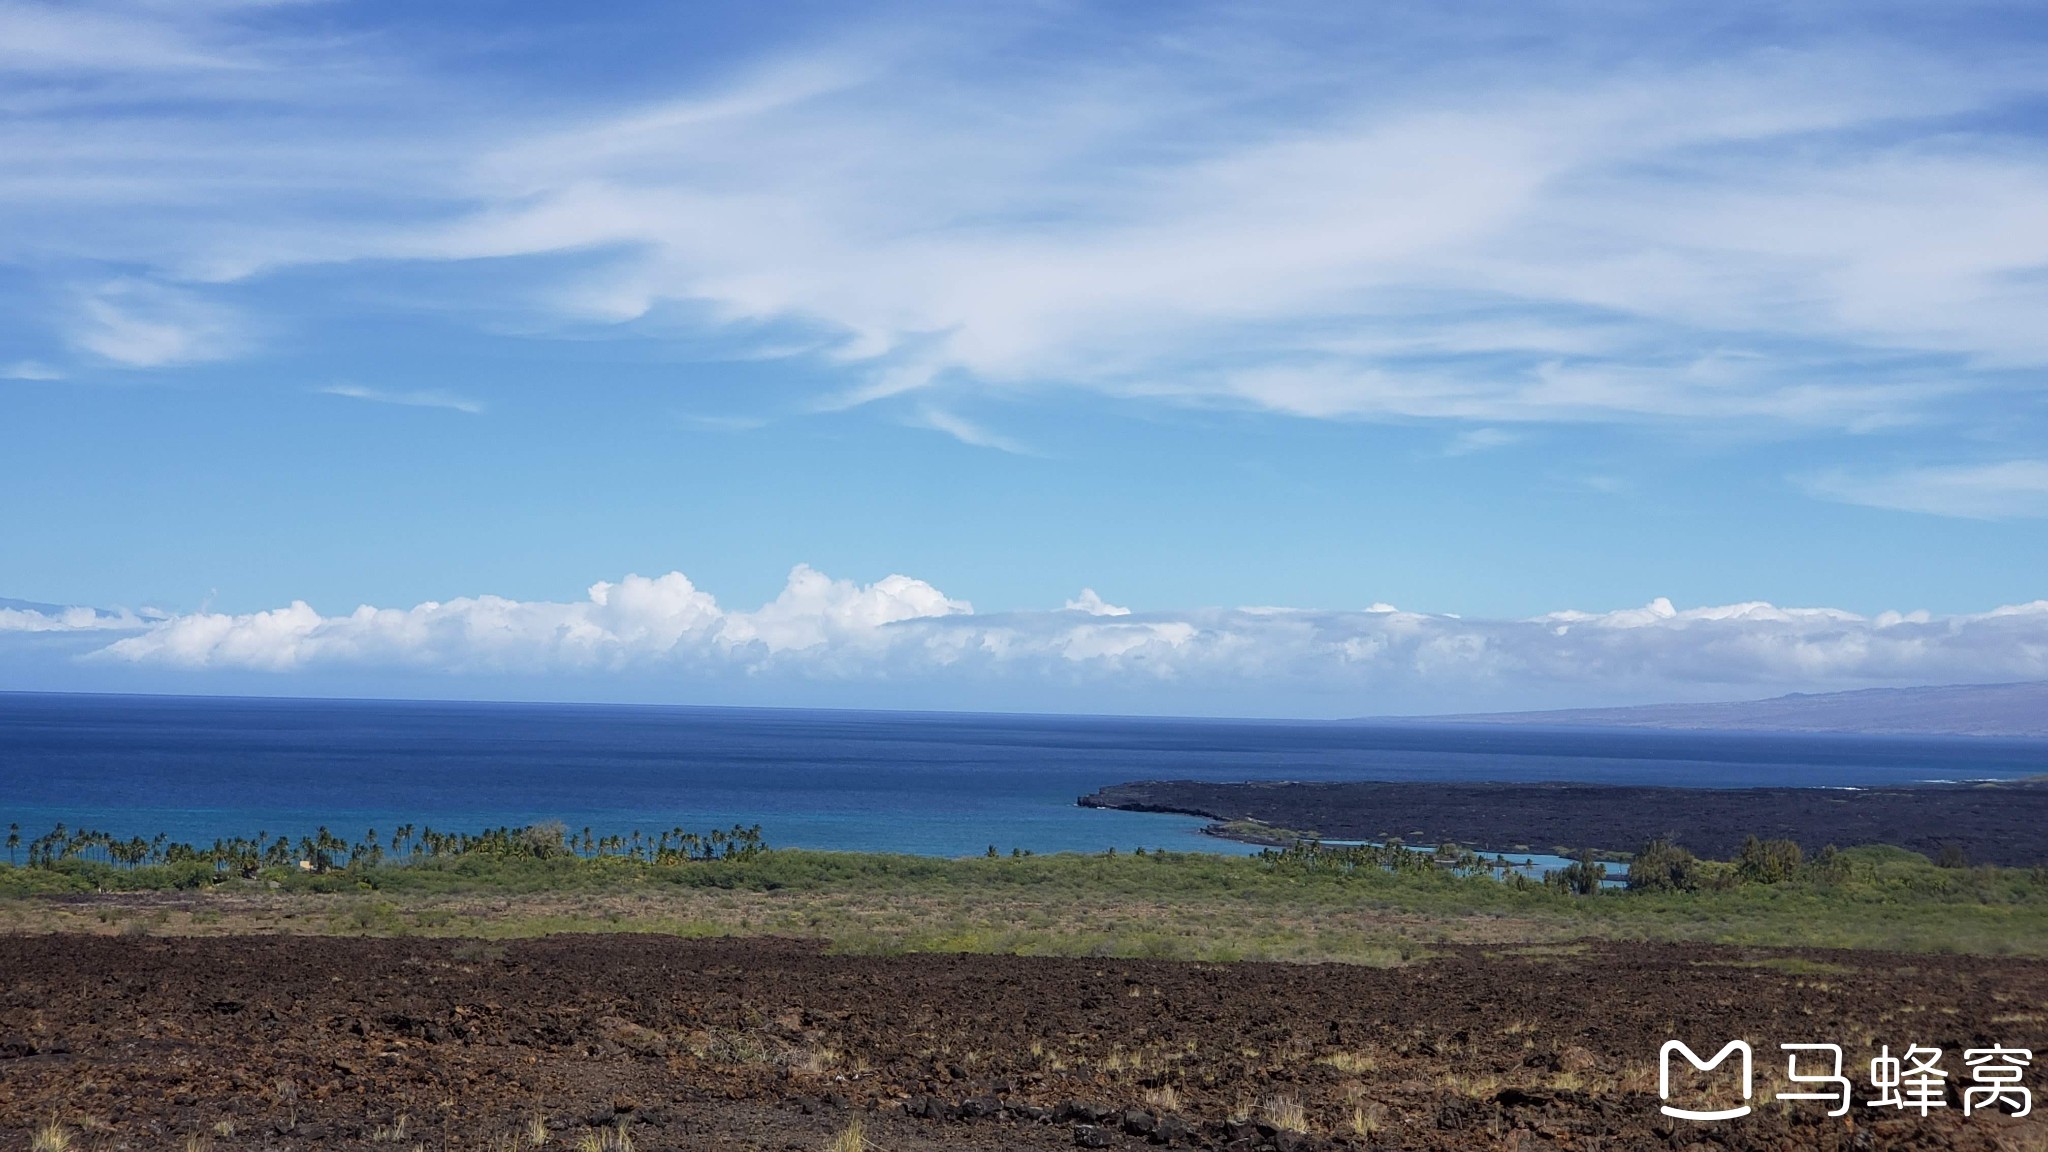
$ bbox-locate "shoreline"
[1197,821,1294,848]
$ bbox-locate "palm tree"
[6,823,17,867]
[317,827,345,872]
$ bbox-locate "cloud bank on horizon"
[5,569,2044,717]
[1,0,2046,516]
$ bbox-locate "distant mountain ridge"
[0,598,72,615]
[1409,680,2048,738]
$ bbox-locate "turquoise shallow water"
[2,691,2043,858]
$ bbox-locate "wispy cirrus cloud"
[1444,428,1520,456]
[68,280,246,367]
[2,0,2046,450]
[1805,460,2048,520]
[910,406,1031,455]
[0,0,250,75]
[320,384,484,415]
[1,360,61,380]
[397,53,2030,431]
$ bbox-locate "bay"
[2,691,2042,858]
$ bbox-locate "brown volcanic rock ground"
[2,934,2045,1151]
[1079,780,2048,865]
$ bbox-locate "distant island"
[0,597,71,614]
[1390,679,2048,738]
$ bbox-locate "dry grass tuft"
[1142,1085,1181,1113]
[573,1115,634,1147]
[1261,1096,1309,1133]
[1442,1072,1502,1098]
[211,1120,236,1138]
[687,1027,771,1065]
[1319,1049,1377,1074]
[823,1114,873,1152]
[30,1124,73,1152]
[1615,1064,1657,1094]
[574,1124,633,1152]
[1351,1090,1384,1131]
[788,1047,841,1077]
[526,1115,549,1147]
[372,1114,411,1142]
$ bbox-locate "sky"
[4,0,2048,716]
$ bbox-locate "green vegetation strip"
[4,820,2045,960]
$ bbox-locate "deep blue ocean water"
[2,691,2044,858]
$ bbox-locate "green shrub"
[1735,836,1803,885]
[1808,844,1849,883]
[1627,839,1700,892]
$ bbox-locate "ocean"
[2,691,2044,858]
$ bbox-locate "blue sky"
[5,0,2048,715]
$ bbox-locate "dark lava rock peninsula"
[1080,777,2048,864]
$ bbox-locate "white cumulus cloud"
[96,565,969,673]
[715,565,972,654]
[1064,589,1130,616]
[0,604,154,632]
[43,566,2046,713]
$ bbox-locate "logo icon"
[1660,1040,1753,1120]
